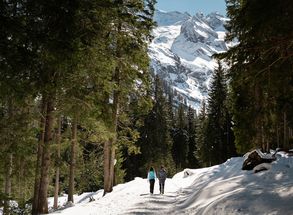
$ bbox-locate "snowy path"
[50,178,182,215]
[50,154,293,215]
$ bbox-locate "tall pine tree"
[195,100,209,167]
[206,61,236,165]
[220,0,293,153]
[138,75,175,175]
[187,106,199,168]
[171,104,189,171]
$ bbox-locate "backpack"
[158,169,167,180]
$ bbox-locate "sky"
[156,0,226,16]
[49,150,293,215]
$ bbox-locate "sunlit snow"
[49,152,293,215]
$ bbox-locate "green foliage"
[114,149,126,185]
[77,148,104,193]
[187,106,199,168]
[195,62,236,167]
[0,0,156,210]
[195,101,210,167]
[0,97,38,207]
[220,0,293,152]
[140,76,175,171]
[171,104,189,171]
[206,62,236,165]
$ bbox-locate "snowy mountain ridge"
[149,10,229,109]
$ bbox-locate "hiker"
[158,165,167,194]
[147,167,156,194]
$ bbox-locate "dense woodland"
[220,0,293,153]
[0,0,292,214]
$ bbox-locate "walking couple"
[147,166,167,195]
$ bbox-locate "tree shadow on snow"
[172,160,293,214]
[122,192,178,214]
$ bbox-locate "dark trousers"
[149,179,155,194]
[159,181,165,194]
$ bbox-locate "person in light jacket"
[147,167,156,194]
[158,166,167,194]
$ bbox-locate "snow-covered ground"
[49,151,293,215]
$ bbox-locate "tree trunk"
[103,66,120,195]
[283,112,288,149]
[266,141,270,153]
[22,162,26,203]
[3,101,13,215]
[277,124,280,148]
[53,117,62,209]
[3,153,13,215]
[18,157,21,203]
[37,98,55,214]
[254,84,263,149]
[103,140,112,195]
[109,144,116,188]
[32,99,47,214]
[103,16,122,195]
[68,118,77,203]
[17,157,26,204]
[261,125,265,151]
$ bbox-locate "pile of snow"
[243,149,276,161]
[50,151,293,215]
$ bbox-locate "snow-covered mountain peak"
[195,12,204,19]
[180,16,218,44]
[150,11,229,110]
[205,12,228,31]
[154,10,191,26]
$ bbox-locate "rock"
[253,163,272,173]
[242,149,276,170]
[183,169,194,178]
[89,196,95,202]
[65,201,75,207]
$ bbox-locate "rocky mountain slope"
[149,10,229,110]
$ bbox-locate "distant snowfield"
[50,152,293,215]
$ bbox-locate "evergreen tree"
[138,76,175,176]
[0,0,116,213]
[220,0,293,153]
[120,93,152,181]
[206,61,236,165]
[0,1,39,212]
[171,104,189,171]
[187,106,199,168]
[195,100,209,167]
[102,0,156,195]
[0,98,37,214]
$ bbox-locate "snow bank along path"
[50,152,293,215]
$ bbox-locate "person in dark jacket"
[147,167,156,194]
[158,166,167,194]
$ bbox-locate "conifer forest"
[0,0,292,214]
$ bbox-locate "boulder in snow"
[242,149,276,170]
